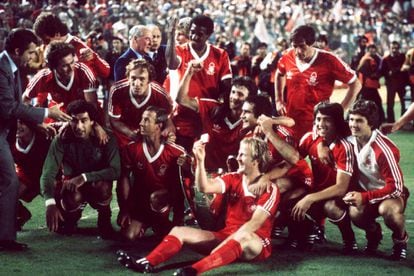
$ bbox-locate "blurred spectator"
[316,34,330,51]
[105,36,124,82]
[380,41,408,122]
[351,35,369,71]
[231,42,252,77]
[356,44,386,124]
[148,24,168,84]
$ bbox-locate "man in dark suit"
[148,25,168,84]
[0,28,71,251]
[114,25,152,82]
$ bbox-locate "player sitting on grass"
[344,100,409,260]
[117,137,280,275]
[241,97,314,248]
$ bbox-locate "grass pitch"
[2,128,414,275]
[2,97,414,275]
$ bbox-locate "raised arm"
[176,60,202,112]
[165,17,180,70]
[193,139,224,194]
[258,114,299,165]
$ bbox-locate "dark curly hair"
[45,41,76,69]
[348,100,379,129]
[33,12,69,43]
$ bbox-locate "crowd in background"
[1,0,414,63]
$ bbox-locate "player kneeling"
[117,137,280,275]
[344,100,409,260]
[41,100,120,238]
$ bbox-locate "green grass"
[3,131,414,275]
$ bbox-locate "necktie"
[14,70,22,102]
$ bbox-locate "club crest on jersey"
[286,71,293,79]
[207,62,215,75]
[136,162,144,170]
[158,164,168,176]
[307,72,319,86]
[212,124,222,132]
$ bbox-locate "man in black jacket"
[0,28,70,251]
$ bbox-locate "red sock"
[146,235,182,266]
[192,239,243,274]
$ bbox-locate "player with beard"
[176,60,255,172]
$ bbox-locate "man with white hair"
[114,25,152,81]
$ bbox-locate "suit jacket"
[114,48,140,82]
[152,45,168,84]
[0,51,45,136]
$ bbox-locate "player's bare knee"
[121,226,142,241]
[232,231,254,244]
[348,206,363,221]
[324,199,343,218]
[169,226,187,240]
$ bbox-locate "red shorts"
[212,228,272,261]
[287,159,313,189]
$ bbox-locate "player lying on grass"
[344,100,409,260]
[117,137,280,275]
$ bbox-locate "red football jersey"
[108,80,173,145]
[12,133,51,195]
[66,34,110,78]
[265,125,313,188]
[277,49,356,138]
[122,140,186,192]
[266,125,297,164]
[216,172,280,240]
[172,43,232,138]
[346,130,405,204]
[198,98,243,171]
[23,62,97,110]
[300,131,355,191]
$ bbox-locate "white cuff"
[81,173,87,182]
[45,198,56,207]
[44,108,49,119]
